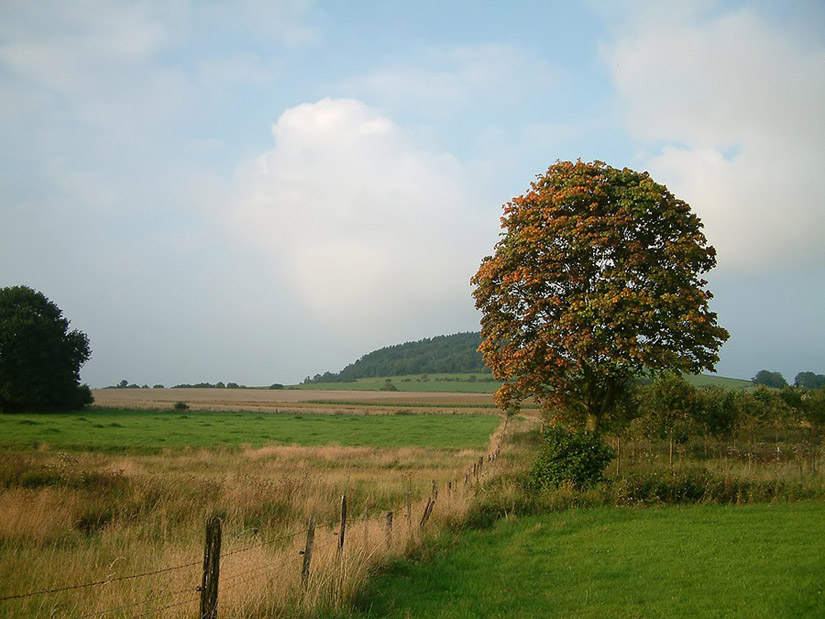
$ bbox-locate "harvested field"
[91,388,500,414]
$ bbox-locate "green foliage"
[526,425,614,491]
[472,160,728,431]
[173,401,189,410]
[304,332,487,384]
[752,369,788,388]
[636,374,699,444]
[0,285,92,412]
[795,371,825,390]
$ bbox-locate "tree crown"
[471,160,728,427]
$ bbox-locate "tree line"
[753,369,825,390]
[303,332,487,384]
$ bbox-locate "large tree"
[0,285,92,412]
[471,160,728,431]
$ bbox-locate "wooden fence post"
[406,486,412,528]
[301,516,316,589]
[419,498,435,528]
[385,511,393,549]
[337,495,347,558]
[200,516,222,619]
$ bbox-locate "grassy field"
[293,374,501,393]
[0,401,516,618]
[0,409,501,453]
[355,502,825,618]
[295,372,752,394]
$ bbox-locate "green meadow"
[0,408,501,453]
[356,502,825,618]
[296,372,752,393]
[294,373,501,393]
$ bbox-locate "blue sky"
[2,0,823,387]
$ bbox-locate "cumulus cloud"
[232,98,485,337]
[604,4,825,272]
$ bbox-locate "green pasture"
[683,373,752,390]
[293,372,751,393]
[0,409,500,453]
[293,373,501,393]
[356,502,825,618]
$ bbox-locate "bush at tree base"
[526,425,614,491]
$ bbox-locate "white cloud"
[344,43,556,115]
[604,5,825,272]
[231,98,484,337]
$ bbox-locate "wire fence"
[1,422,507,617]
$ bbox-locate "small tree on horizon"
[752,369,788,388]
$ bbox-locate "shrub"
[526,425,614,491]
[173,401,189,411]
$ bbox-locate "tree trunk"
[585,412,599,433]
[669,436,674,472]
[616,435,622,476]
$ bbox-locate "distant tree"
[751,370,787,388]
[795,371,825,390]
[472,160,728,432]
[0,285,92,412]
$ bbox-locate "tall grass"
[0,416,523,617]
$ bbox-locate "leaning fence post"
[301,516,316,589]
[385,511,393,549]
[337,495,347,558]
[200,516,222,619]
[419,498,435,528]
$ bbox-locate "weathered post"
[384,511,393,549]
[406,484,412,528]
[419,498,435,527]
[200,516,222,619]
[301,516,316,589]
[431,479,437,498]
[337,495,347,559]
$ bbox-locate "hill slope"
[306,332,487,383]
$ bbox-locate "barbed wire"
[1,440,505,610]
[0,556,202,602]
[75,583,198,618]
[220,525,310,560]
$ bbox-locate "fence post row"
[200,516,222,619]
[301,516,316,589]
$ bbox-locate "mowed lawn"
[0,409,500,452]
[357,502,825,618]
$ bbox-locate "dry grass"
[0,415,527,618]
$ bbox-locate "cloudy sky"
[2,0,823,387]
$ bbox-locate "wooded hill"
[305,332,487,383]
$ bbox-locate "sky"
[1,0,823,388]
